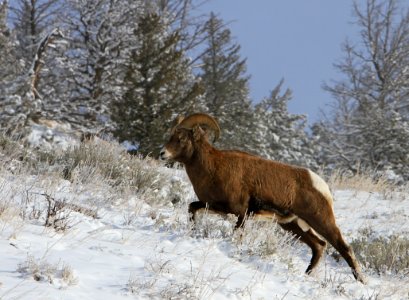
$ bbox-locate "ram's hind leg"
[296,191,366,283]
[280,221,326,275]
[318,223,365,283]
[188,201,206,223]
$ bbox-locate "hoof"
[354,270,367,284]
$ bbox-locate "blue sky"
[197,0,360,123]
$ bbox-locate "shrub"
[233,218,298,263]
[61,142,126,184]
[351,229,409,275]
[60,141,166,200]
[43,194,72,232]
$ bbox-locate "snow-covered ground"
[1,160,408,300]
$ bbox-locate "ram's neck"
[185,141,217,179]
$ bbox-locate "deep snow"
[0,168,408,300]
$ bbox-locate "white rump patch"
[308,170,334,206]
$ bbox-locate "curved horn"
[170,115,185,134]
[177,113,220,142]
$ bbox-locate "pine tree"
[199,13,256,152]
[254,80,317,168]
[0,0,18,130]
[110,12,203,156]
[0,0,15,82]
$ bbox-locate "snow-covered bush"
[232,218,299,266]
[351,229,409,276]
[52,140,168,202]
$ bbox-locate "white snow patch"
[0,168,408,299]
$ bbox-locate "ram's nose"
[159,148,168,160]
[159,150,165,160]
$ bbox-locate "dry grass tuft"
[17,254,78,286]
[327,169,409,204]
[328,169,395,193]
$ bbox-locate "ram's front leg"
[235,214,246,229]
[233,197,251,229]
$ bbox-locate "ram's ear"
[192,125,205,142]
[201,127,215,142]
[176,128,190,143]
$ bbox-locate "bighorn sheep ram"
[160,113,365,283]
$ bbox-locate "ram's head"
[160,113,220,162]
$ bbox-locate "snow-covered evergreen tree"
[199,13,256,153]
[153,0,206,55]
[0,0,16,83]
[254,80,317,168]
[110,11,204,156]
[0,0,19,131]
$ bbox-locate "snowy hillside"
[0,139,408,300]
